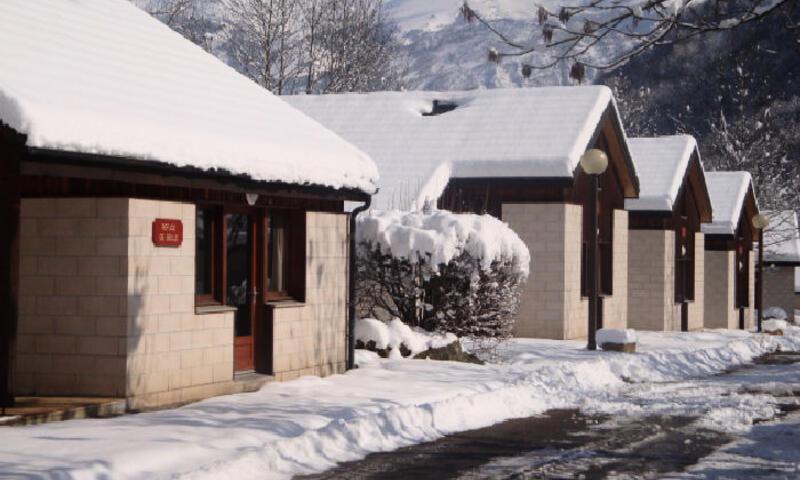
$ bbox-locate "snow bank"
[357,209,530,276]
[355,318,457,355]
[596,328,637,344]
[0,0,378,193]
[3,330,800,479]
[763,319,789,333]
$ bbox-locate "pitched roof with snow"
[624,135,698,212]
[285,86,623,210]
[701,172,756,235]
[763,210,800,264]
[0,0,377,194]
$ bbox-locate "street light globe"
[752,213,770,230]
[580,149,609,175]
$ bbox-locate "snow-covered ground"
[679,413,800,479]
[1,329,799,479]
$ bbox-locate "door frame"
[225,207,264,373]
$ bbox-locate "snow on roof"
[763,210,800,264]
[701,172,755,236]
[624,135,698,212]
[285,86,615,210]
[0,0,377,194]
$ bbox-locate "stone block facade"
[271,212,348,381]
[17,198,130,397]
[704,251,737,329]
[15,198,349,409]
[503,203,628,339]
[627,230,704,331]
[763,266,797,320]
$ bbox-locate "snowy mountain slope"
[386,0,535,32]
[384,0,626,89]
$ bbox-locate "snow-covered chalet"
[0,0,378,409]
[286,87,641,340]
[624,136,712,332]
[702,172,760,330]
[762,210,800,319]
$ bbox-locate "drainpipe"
[347,195,372,370]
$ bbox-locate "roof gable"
[0,0,377,193]
[702,172,758,236]
[625,135,712,222]
[286,86,632,210]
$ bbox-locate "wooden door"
[227,211,259,372]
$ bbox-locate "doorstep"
[232,371,275,394]
[0,396,126,427]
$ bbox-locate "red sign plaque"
[152,219,183,247]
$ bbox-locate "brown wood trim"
[20,171,344,213]
[23,148,371,203]
[0,125,24,407]
[687,154,713,224]
[705,234,737,251]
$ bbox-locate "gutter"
[347,195,372,370]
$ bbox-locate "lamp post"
[580,149,609,351]
[752,213,770,332]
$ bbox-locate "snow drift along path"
[1,330,799,479]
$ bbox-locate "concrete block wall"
[704,250,754,329]
[124,199,234,410]
[763,266,797,319]
[503,203,628,340]
[602,210,629,329]
[628,230,705,331]
[628,230,672,331]
[272,212,348,381]
[16,198,129,397]
[503,203,570,339]
[562,203,588,339]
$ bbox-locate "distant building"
[286,87,640,339]
[0,0,377,409]
[762,210,800,319]
[702,172,760,330]
[624,136,712,331]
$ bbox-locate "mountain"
[385,0,583,89]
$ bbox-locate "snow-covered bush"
[355,318,457,356]
[355,209,530,340]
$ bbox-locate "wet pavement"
[299,352,800,480]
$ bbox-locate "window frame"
[674,187,699,303]
[195,205,224,307]
[195,204,307,309]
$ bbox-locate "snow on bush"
[355,318,458,356]
[596,328,637,345]
[356,209,530,340]
[763,307,788,320]
[762,319,789,333]
[357,209,530,276]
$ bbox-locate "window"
[196,206,305,308]
[580,171,616,298]
[675,188,699,303]
[195,206,221,305]
[266,211,289,298]
[735,215,751,308]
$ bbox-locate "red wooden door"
[227,212,259,372]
